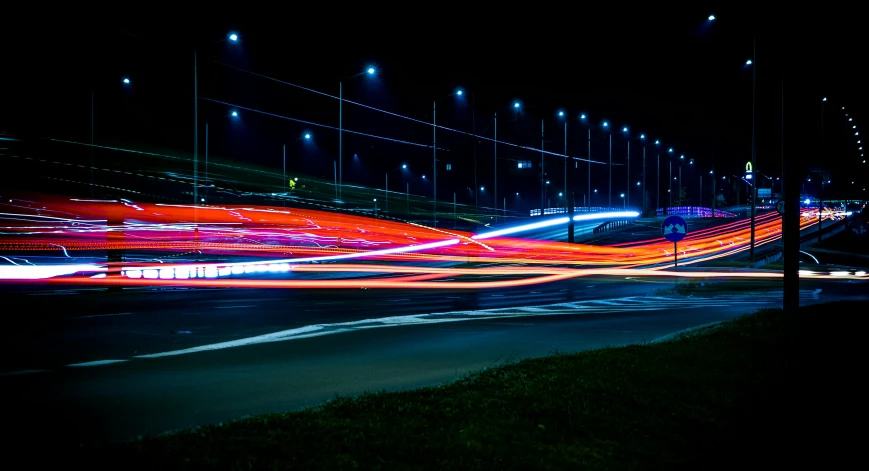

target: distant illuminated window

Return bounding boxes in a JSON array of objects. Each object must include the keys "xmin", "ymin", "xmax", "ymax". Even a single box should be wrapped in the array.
[
  {"xmin": 446, "ymin": 163, "xmax": 452, "ymax": 171},
  {"xmin": 517, "ymin": 160, "xmax": 532, "ymax": 169}
]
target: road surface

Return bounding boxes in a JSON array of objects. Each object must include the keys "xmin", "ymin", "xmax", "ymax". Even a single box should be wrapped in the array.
[{"xmin": 3, "ymin": 277, "xmax": 867, "ymax": 447}]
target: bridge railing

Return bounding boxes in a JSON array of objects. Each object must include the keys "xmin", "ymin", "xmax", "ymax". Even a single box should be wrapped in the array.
[
  {"xmin": 656, "ymin": 206, "xmax": 737, "ymax": 218},
  {"xmin": 530, "ymin": 206, "xmax": 628, "ymax": 217}
]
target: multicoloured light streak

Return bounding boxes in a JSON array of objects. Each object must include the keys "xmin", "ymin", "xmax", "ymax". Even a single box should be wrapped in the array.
[{"xmin": 0, "ymin": 194, "xmax": 855, "ymax": 287}]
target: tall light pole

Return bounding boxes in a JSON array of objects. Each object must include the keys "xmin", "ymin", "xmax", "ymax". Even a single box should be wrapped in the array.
[
  {"xmin": 558, "ymin": 110, "xmax": 567, "ymax": 210},
  {"xmin": 640, "ymin": 134, "xmax": 647, "ymax": 211},
  {"xmin": 655, "ymin": 140, "xmax": 661, "ymax": 212},
  {"xmin": 819, "ymin": 98, "xmax": 826, "ymax": 245},
  {"xmin": 622, "ymin": 126, "xmax": 630, "ymax": 207},
  {"xmin": 667, "ymin": 148, "xmax": 674, "ymax": 207},
  {"xmin": 194, "ymin": 32, "xmax": 239, "ymax": 206},
  {"xmin": 540, "ymin": 119, "xmax": 545, "ymax": 213},
  {"xmin": 433, "ymin": 99, "xmax": 437, "ymax": 227},
  {"xmin": 580, "ymin": 114, "xmax": 591, "ymax": 207},
  {"xmin": 337, "ymin": 66, "xmax": 376, "ymax": 201},
  {"xmin": 602, "ymin": 121, "xmax": 611, "ymax": 207},
  {"xmin": 749, "ymin": 37, "xmax": 758, "ymax": 261},
  {"xmin": 494, "ymin": 111, "xmax": 498, "ymax": 222}
]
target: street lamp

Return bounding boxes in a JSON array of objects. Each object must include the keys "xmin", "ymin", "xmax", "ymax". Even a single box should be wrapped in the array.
[
  {"xmin": 231, "ymin": 110, "xmax": 238, "ymax": 118},
  {"xmin": 337, "ymin": 65, "xmax": 378, "ymax": 200},
  {"xmin": 580, "ymin": 113, "xmax": 591, "ymax": 207},
  {"xmin": 558, "ymin": 109, "xmax": 568, "ymax": 214},
  {"xmin": 194, "ymin": 31, "xmax": 240, "ymax": 207},
  {"xmin": 602, "ymin": 121, "xmax": 612, "ymax": 207},
  {"xmin": 367, "ymin": 67, "xmax": 375, "ymax": 75},
  {"xmin": 122, "ymin": 77, "xmax": 131, "ymax": 84},
  {"xmin": 620, "ymin": 193, "xmax": 626, "ymax": 210},
  {"xmin": 708, "ymin": 14, "xmax": 716, "ymax": 21}
]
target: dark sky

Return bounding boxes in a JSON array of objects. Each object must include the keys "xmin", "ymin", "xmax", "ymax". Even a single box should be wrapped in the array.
[{"xmin": 3, "ymin": 6, "xmax": 866, "ymax": 205}]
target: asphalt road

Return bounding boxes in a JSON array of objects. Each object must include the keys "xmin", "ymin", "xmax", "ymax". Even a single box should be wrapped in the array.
[{"xmin": 3, "ymin": 277, "xmax": 867, "ymax": 448}]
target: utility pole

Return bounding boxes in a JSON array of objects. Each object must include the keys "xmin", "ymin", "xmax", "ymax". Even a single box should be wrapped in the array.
[
  {"xmin": 433, "ymin": 100, "xmax": 437, "ymax": 227},
  {"xmin": 749, "ymin": 34, "xmax": 758, "ymax": 261},
  {"xmin": 541, "ymin": 119, "xmax": 545, "ymax": 214}
]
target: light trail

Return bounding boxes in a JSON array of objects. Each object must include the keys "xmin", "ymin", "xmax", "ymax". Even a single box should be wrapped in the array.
[{"xmin": 0, "ymin": 194, "xmax": 855, "ymax": 286}]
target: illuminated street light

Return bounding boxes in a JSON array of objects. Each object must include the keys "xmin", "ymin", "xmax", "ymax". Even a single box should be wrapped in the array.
[
  {"xmin": 680, "ymin": 154, "xmax": 685, "ymax": 159},
  {"xmin": 304, "ymin": 133, "xmax": 311, "ymax": 140},
  {"xmin": 602, "ymin": 121, "xmax": 609, "ymax": 128},
  {"xmin": 580, "ymin": 113, "xmax": 586, "ymax": 120},
  {"xmin": 640, "ymin": 134, "xmax": 645, "ymax": 140},
  {"xmin": 230, "ymin": 110, "xmax": 238, "ymax": 117},
  {"xmin": 122, "ymin": 77, "xmax": 130, "ymax": 84},
  {"xmin": 668, "ymin": 148, "xmax": 674, "ymax": 153},
  {"xmin": 480, "ymin": 186, "xmax": 485, "ymax": 191},
  {"xmin": 622, "ymin": 126, "xmax": 628, "ymax": 133},
  {"xmin": 456, "ymin": 89, "xmax": 463, "ymax": 96},
  {"xmin": 367, "ymin": 67, "xmax": 376, "ymax": 75},
  {"xmin": 708, "ymin": 14, "xmax": 716, "ymax": 21},
  {"xmin": 822, "ymin": 97, "xmax": 827, "ymax": 102},
  {"xmin": 746, "ymin": 59, "xmax": 753, "ymax": 66},
  {"xmin": 558, "ymin": 110, "xmax": 565, "ymax": 117},
  {"xmin": 402, "ymin": 164, "xmax": 407, "ymax": 169},
  {"xmin": 513, "ymin": 101, "xmax": 521, "ymax": 109}
]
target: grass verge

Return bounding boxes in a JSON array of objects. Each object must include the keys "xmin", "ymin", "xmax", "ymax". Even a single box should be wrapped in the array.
[{"xmin": 78, "ymin": 301, "xmax": 862, "ymax": 470}]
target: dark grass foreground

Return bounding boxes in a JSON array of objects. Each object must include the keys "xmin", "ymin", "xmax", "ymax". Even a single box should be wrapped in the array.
[{"xmin": 83, "ymin": 301, "xmax": 862, "ymax": 470}]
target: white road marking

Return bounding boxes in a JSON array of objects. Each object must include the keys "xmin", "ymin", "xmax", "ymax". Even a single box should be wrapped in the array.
[
  {"xmin": 22, "ymin": 291, "xmax": 821, "ymax": 372},
  {"xmin": 77, "ymin": 312, "xmax": 133, "ymax": 319},
  {"xmin": 67, "ymin": 359, "xmax": 128, "ymax": 367}
]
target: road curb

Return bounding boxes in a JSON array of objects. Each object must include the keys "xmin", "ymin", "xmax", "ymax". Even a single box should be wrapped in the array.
[{"xmin": 650, "ymin": 321, "xmax": 725, "ymax": 344}]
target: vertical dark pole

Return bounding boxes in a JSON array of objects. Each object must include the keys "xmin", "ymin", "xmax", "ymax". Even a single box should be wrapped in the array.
[
  {"xmin": 205, "ymin": 123, "xmax": 209, "ymax": 204},
  {"xmin": 587, "ymin": 128, "xmax": 591, "ymax": 207},
  {"xmin": 472, "ymin": 92, "xmax": 478, "ymax": 215},
  {"xmin": 541, "ymin": 119, "xmax": 545, "ymax": 214},
  {"xmin": 90, "ymin": 89, "xmax": 94, "ymax": 197},
  {"xmin": 433, "ymin": 100, "xmax": 437, "ymax": 227},
  {"xmin": 626, "ymin": 140, "xmax": 630, "ymax": 207},
  {"xmin": 608, "ymin": 133, "xmax": 612, "ymax": 208},
  {"xmin": 657, "ymin": 153, "xmax": 660, "ymax": 213},
  {"xmin": 782, "ymin": 74, "xmax": 799, "ymax": 312},
  {"xmin": 339, "ymin": 82, "xmax": 343, "ymax": 200},
  {"xmin": 674, "ymin": 241, "xmax": 678, "ymax": 267},
  {"xmin": 193, "ymin": 51, "xmax": 198, "ymax": 207},
  {"xmin": 568, "ymin": 192, "xmax": 575, "ymax": 243},
  {"xmin": 749, "ymin": 34, "xmax": 757, "ymax": 261},
  {"xmin": 494, "ymin": 113, "xmax": 498, "ymax": 223}
]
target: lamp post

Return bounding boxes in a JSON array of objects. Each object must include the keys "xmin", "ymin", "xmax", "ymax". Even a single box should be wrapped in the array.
[
  {"xmin": 602, "ymin": 120, "xmax": 611, "ymax": 207},
  {"xmin": 337, "ymin": 66, "xmax": 376, "ymax": 201},
  {"xmin": 580, "ymin": 113, "xmax": 591, "ymax": 207},
  {"xmin": 558, "ymin": 110, "xmax": 568, "ymax": 211},
  {"xmin": 667, "ymin": 148, "xmax": 675, "ymax": 207},
  {"xmin": 194, "ymin": 32, "xmax": 240, "ymax": 207},
  {"xmin": 655, "ymin": 140, "xmax": 661, "ymax": 212},
  {"xmin": 748, "ymin": 38, "xmax": 758, "ymax": 261}
]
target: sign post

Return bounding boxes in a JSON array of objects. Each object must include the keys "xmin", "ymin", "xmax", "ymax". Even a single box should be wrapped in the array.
[{"xmin": 662, "ymin": 215, "xmax": 688, "ymax": 267}]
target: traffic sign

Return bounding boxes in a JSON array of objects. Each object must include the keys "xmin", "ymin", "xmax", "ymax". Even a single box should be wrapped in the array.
[
  {"xmin": 776, "ymin": 199, "xmax": 785, "ymax": 215},
  {"xmin": 661, "ymin": 215, "xmax": 688, "ymax": 242}
]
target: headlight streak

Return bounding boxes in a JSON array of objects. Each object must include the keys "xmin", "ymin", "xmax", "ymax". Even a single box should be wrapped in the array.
[{"xmin": 1, "ymin": 195, "xmax": 862, "ymax": 286}]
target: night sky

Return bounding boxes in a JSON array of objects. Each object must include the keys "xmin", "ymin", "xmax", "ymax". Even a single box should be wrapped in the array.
[{"xmin": 4, "ymin": 7, "xmax": 866, "ymax": 205}]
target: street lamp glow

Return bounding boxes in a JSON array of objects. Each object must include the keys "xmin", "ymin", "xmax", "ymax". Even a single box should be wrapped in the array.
[
  {"xmin": 602, "ymin": 121, "xmax": 609, "ymax": 128},
  {"xmin": 456, "ymin": 88, "xmax": 463, "ymax": 96},
  {"xmin": 367, "ymin": 67, "xmax": 376, "ymax": 75},
  {"xmin": 229, "ymin": 33, "xmax": 238, "ymax": 41},
  {"xmin": 680, "ymin": 154, "xmax": 685, "ymax": 159},
  {"xmin": 594, "ymin": 189, "xmax": 598, "ymax": 193},
  {"xmin": 558, "ymin": 110, "xmax": 565, "ymax": 117},
  {"xmin": 480, "ymin": 186, "xmax": 484, "ymax": 191},
  {"xmin": 620, "ymin": 193, "xmax": 625, "ymax": 198},
  {"xmin": 708, "ymin": 14, "xmax": 716, "ymax": 21},
  {"xmin": 122, "ymin": 77, "xmax": 130, "ymax": 84},
  {"xmin": 745, "ymin": 59, "xmax": 753, "ymax": 66},
  {"xmin": 513, "ymin": 101, "xmax": 520, "ymax": 109},
  {"xmin": 849, "ymin": 118, "xmax": 853, "ymax": 121},
  {"xmin": 668, "ymin": 148, "xmax": 674, "ymax": 153},
  {"xmin": 304, "ymin": 133, "xmax": 311, "ymax": 139},
  {"xmin": 622, "ymin": 126, "xmax": 628, "ymax": 133},
  {"xmin": 639, "ymin": 134, "xmax": 645, "ymax": 139},
  {"xmin": 655, "ymin": 140, "xmax": 660, "ymax": 145},
  {"xmin": 559, "ymin": 192, "xmax": 563, "ymax": 196},
  {"xmin": 402, "ymin": 164, "xmax": 407, "ymax": 169},
  {"xmin": 822, "ymin": 97, "xmax": 827, "ymax": 102},
  {"xmin": 421, "ymin": 175, "xmax": 425, "ymax": 179},
  {"xmin": 231, "ymin": 110, "xmax": 238, "ymax": 117},
  {"xmin": 636, "ymin": 181, "xmax": 641, "ymax": 186},
  {"xmin": 516, "ymin": 192, "xmax": 520, "ymax": 196},
  {"xmin": 580, "ymin": 113, "xmax": 587, "ymax": 120}
]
